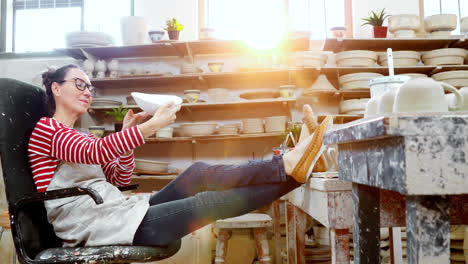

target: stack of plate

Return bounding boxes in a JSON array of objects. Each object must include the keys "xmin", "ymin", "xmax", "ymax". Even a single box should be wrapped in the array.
[
  {"xmin": 91, "ymin": 98, "xmax": 122, "ymax": 107},
  {"xmin": 218, "ymin": 124, "xmax": 239, "ymax": 135},
  {"xmin": 134, "ymin": 159, "xmax": 169, "ymax": 173},
  {"xmin": 65, "ymin": 31, "xmax": 113, "ymax": 48},
  {"xmin": 339, "ymin": 72, "xmax": 383, "ymax": 90},
  {"xmin": 242, "ymin": 118, "xmax": 264, "ymax": 134},
  {"xmin": 432, "ymin": 70, "xmax": 468, "ymax": 88},
  {"xmin": 339, "ymin": 99, "xmax": 369, "ymax": 114}
]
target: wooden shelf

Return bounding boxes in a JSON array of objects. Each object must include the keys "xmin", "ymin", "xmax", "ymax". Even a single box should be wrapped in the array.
[
  {"xmin": 56, "ymin": 38, "xmax": 310, "ymax": 60},
  {"xmin": 90, "ymin": 69, "xmax": 299, "ymax": 89},
  {"xmin": 89, "ymin": 98, "xmax": 296, "ymax": 112},
  {"xmin": 323, "ymin": 38, "xmax": 468, "ymax": 52},
  {"xmin": 309, "ymin": 65, "xmax": 468, "ymax": 77},
  {"xmin": 317, "ymin": 114, "xmax": 363, "ymax": 124},
  {"xmin": 145, "ymin": 132, "xmax": 284, "ymax": 142}
]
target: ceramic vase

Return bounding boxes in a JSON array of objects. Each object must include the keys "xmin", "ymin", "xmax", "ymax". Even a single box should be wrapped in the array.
[{"xmin": 107, "ymin": 59, "xmax": 119, "ymax": 78}]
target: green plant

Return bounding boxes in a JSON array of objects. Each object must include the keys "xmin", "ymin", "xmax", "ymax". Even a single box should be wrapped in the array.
[
  {"xmin": 165, "ymin": 18, "xmax": 184, "ymax": 32},
  {"xmin": 361, "ymin": 8, "xmax": 389, "ymax": 27},
  {"xmin": 280, "ymin": 122, "xmax": 302, "ymax": 148},
  {"xmin": 104, "ymin": 106, "xmax": 128, "ymax": 122}
]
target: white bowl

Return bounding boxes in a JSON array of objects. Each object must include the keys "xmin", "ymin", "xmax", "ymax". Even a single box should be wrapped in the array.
[
  {"xmin": 290, "ymin": 51, "xmax": 328, "ymax": 67},
  {"xmin": 339, "ymin": 72, "xmax": 383, "ymax": 90},
  {"xmin": 432, "ymin": 70, "xmax": 468, "ymax": 88},
  {"xmin": 462, "ymin": 16, "xmax": 468, "ymax": 34},
  {"xmin": 388, "ymin": 15, "xmax": 421, "ymax": 36},
  {"xmin": 336, "ymin": 50, "xmax": 377, "ymax": 67},
  {"xmin": 131, "ymin": 92, "xmax": 182, "ymax": 115},
  {"xmin": 422, "ymin": 48, "xmax": 467, "ymax": 66},
  {"xmin": 242, "ymin": 118, "xmax": 264, "ymax": 134},
  {"xmin": 180, "ymin": 122, "xmax": 218, "ymax": 137},
  {"xmin": 378, "ymin": 51, "xmax": 420, "ymax": 67},
  {"xmin": 134, "ymin": 159, "xmax": 169, "ymax": 173},
  {"xmin": 265, "ymin": 116, "xmax": 287, "ymax": 133},
  {"xmin": 155, "ymin": 127, "xmax": 173, "ymax": 138},
  {"xmin": 424, "ymin": 14, "xmax": 458, "ymax": 32},
  {"xmin": 340, "ymin": 99, "xmax": 369, "ymax": 113}
]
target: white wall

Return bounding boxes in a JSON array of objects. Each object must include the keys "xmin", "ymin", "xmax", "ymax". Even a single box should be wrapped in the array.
[
  {"xmin": 353, "ymin": 0, "xmax": 420, "ymax": 38},
  {"xmin": 135, "ymin": 0, "xmax": 198, "ymax": 41}
]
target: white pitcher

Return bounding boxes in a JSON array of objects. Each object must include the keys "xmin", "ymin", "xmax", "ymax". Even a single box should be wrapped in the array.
[{"xmin": 393, "ymin": 78, "xmax": 464, "ymax": 113}]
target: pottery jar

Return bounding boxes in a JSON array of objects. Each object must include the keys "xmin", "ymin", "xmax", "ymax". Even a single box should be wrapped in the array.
[{"xmin": 393, "ymin": 78, "xmax": 464, "ymax": 113}]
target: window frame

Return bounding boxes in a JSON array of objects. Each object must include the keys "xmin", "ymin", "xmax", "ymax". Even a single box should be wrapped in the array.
[{"xmin": 198, "ymin": 0, "xmax": 354, "ymax": 40}]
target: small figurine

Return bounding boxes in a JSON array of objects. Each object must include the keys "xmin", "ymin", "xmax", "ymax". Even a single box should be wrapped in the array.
[
  {"xmin": 95, "ymin": 60, "xmax": 107, "ymax": 79},
  {"xmin": 107, "ymin": 59, "xmax": 119, "ymax": 78},
  {"xmin": 82, "ymin": 60, "xmax": 94, "ymax": 78}
]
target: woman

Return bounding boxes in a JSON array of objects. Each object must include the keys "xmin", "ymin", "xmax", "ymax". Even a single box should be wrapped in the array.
[{"xmin": 28, "ymin": 64, "xmax": 331, "ymax": 247}]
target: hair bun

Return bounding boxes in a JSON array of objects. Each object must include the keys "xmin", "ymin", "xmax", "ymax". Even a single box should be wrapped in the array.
[{"xmin": 42, "ymin": 66, "xmax": 57, "ymax": 88}]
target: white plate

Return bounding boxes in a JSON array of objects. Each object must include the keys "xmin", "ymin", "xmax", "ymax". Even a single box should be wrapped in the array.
[{"xmin": 131, "ymin": 92, "xmax": 182, "ymax": 115}]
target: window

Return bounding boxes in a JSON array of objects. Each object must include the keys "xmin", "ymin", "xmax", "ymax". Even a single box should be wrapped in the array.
[
  {"xmin": 423, "ymin": 0, "xmax": 468, "ymax": 34},
  {"xmin": 205, "ymin": 0, "xmax": 347, "ymax": 44},
  {"xmin": 11, "ymin": 0, "xmax": 131, "ymax": 52}
]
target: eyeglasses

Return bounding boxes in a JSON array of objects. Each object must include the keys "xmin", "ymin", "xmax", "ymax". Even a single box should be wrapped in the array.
[{"xmin": 59, "ymin": 78, "xmax": 96, "ymax": 96}]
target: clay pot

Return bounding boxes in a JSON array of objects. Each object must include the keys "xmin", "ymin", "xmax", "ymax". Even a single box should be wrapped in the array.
[
  {"xmin": 424, "ymin": 14, "xmax": 458, "ymax": 32},
  {"xmin": 422, "ymin": 48, "xmax": 467, "ymax": 66},
  {"xmin": 168, "ymin": 31, "xmax": 180, "ymax": 40},
  {"xmin": 432, "ymin": 70, "xmax": 468, "ymax": 88},
  {"xmin": 372, "ymin": 26, "xmax": 388, "ymax": 38},
  {"xmin": 378, "ymin": 51, "xmax": 420, "ymax": 67},
  {"xmin": 339, "ymin": 72, "xmax": 383, "ymax": 90}
]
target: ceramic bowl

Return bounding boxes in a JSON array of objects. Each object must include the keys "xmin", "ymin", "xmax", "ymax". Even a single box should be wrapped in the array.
[
  {"xmin": 397, "ymin": 73, "xmax": 428, "ymax": 79},
  {"xmin": 131, "ymin": 92, "xmax": 183, "ymax": 115},
  {"xmin": 91, "ymin": 98, "xmax": 122, "ymax": 107},
  {"xmin": 428, "ymin": 30, "xmax": 452, "ymax": 38},
  {"xmin": 242, "ymin": 118, "xmax": 264, "ymax": 134},
  {"xmin": 134, "ymin": 159, "xmax": 169, "ymax": 173},
  {"xmin": 290, "ymin": 51, "xmax": 328, "ymax": 67},
  {"xmin": 265, "ymin": 116, "xmax": 288, "ymax": 133},
  {"xmin": 184, "ymin": 90, "xmax": 201, "ymax": 103},
  {"xmin": 218, "ymin": 124, "xmax": 240, "ymax": 135},
  {"xmin": 180, "ymin": 122, "xmax": 218, "ymax": 137},
  {"xmin": 388, "ymin": 15, "xmax": 421, "ymax": 38},
  {"xmin": 432, "ymin": 70, "xmax": 468, "ymax": 88},
  {"xmin": 422, "ymin": 48, "xmax": 467, "ymax": 66},
  {"xmin": 148, "ymin": 30, "xmax": 165, "ymax": 42},
  {"xmin": 336, "ymin": 50, "xmax": 377, "ymax": 67},
  {"xmin": 279, "ymin": 85, "xmax": 295, "ymax": 98},
  {"xmin": 208, "ymin": 62, "xmax": 224, "ymax": 72},
  {"xmin": 339, "ymin": 99, "xmax": 369, "ymax": 113},
  {"xmin": 88, "ymin": 126, "xmax": 105, "ymax": 138},
  {"xmin": 330, "ymin": 27, "xmax": 346, "ymax": 38},
  {"xmin": 339, "ymin": 72, "xmax": 383, "ymax": 90},
  {"xmin": 207, "ymin": 88, "xmax": 229, "ymax": 102},
  {"xmin": 155, "ymin": 127, "xmax": 173, "ymax": 138},
  {"xmin": 462, "ymin": 16, "xmax": 468, "ymax": 34},
  {"xmin": 378, "ymin": 51, "xmax": 420, "ymax": 67},
  {"xmin": 424, "ymin": 14, "xmax": 458, "ymax": 32}
]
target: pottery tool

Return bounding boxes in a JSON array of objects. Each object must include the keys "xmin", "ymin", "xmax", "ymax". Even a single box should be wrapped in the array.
[{"xmin": 387, "ymin": 48, "xmax": 394, "ymax": 77}]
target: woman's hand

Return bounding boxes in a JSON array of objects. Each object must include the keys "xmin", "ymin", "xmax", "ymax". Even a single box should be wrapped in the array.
[
  {"xmin": 138, "ymin": 101, "xmax": 181, "ymax": 138},
  {"xmin": 122, "ymin": 110, "xmax": 150, "ymax": 131}
]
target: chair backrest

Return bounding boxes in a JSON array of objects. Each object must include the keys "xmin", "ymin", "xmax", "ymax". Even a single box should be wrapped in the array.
[{"xmin": 0, "ymin": 78, "xmax": 62, "ymax": 260}]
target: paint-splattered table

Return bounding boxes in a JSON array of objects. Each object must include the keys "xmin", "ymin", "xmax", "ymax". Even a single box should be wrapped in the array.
[{"xmin": 324, "ymin": 115, "xmax": 468, "ymax": 264}]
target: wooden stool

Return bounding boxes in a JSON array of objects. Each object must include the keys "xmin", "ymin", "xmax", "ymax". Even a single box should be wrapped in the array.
[{"xmin": 214, "ymin": 213, "xmax": 273, "ymax": 264}]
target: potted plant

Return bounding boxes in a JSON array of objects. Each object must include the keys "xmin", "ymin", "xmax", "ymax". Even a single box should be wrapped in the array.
[
  {"xmin": 104, "ymin": 106, "xmax": 128, "ymax": 132},
  {"xmin": 165, "ymin": 18, "xmax": 184, "ymax": 40},
  {"xmin": 361, "ymin": 8, "xmax": 389, "ymax": 38}
]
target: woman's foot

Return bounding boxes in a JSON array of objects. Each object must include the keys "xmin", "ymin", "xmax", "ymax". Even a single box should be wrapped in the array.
[
  {"xmin": 283, "ymin": 116, "xmax": 332, "ymax": 183},
  {"xmin": 297, "ymin": 104, "xmax": 315, "ymax": 144}
]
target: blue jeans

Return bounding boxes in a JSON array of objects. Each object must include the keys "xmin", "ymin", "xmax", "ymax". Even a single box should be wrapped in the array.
[{"xmin": 132, "ymin": 155, "xmax": 300, "ymax": 246}]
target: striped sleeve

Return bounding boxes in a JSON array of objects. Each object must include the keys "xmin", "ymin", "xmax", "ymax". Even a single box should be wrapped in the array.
[
  {"xmin": 102, "ymin": 151, "xmax": 135, "ymax": 186},
  {"xmin": 50, "ymin": 122, "xmax": 145, "ymax": 166}
]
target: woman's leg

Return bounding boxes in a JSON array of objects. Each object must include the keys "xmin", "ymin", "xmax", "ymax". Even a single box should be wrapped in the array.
[
  {"xmin": 133, "ymin": 177, "xmax": 300, "ymax": 246},
  {"xmin": 149, "ymin": 155, "xmax": 287, "ymax": 205}
]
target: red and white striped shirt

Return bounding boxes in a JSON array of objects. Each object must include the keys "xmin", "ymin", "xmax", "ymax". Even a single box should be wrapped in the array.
[{"xmin": 28, "ymin": 117, "xmax": 145, "ymax": 192}]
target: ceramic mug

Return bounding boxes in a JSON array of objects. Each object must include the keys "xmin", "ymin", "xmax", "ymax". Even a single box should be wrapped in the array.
[
  {"xmin": 393, "ymin": 78, "xmax": 464, "ymax": 113},
  {"xmin": 446, "ymin": 87, "xmax": 468, "ymax": 111},
  {"xmin": 184, "ymin": 90, "xmax": 200, "ymax": 103}
]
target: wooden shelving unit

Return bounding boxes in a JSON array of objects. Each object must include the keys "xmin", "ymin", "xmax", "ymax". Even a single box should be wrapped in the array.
[{"xmin": 56, "ymin": 38, "xmax": 310, "ymax": 60}]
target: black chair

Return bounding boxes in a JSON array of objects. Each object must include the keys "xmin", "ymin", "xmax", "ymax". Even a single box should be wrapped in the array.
[{"xmin": 0, "ymin": 78, "xmax": 181, "ymax": 263}]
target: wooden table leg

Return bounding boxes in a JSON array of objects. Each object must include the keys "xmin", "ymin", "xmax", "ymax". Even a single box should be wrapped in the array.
[
  {"xmin": 286, "ymin": 202, "xmax": 307, "ymax": 264},
  {"xmin": 330, "ymin": 228, "xmax": 350, "ymax": 264},
  {"xmin": 254, "ymin": 227, "xmax": 272, "ymax": 264},
  {"xmin": 406, "ymin": 195, "xmax": 450, "ymax": 264},
  {"xmin": 272, "ymin": 200, "xmax": 282, "ymax": 264},
  {"xmin": 215, "ymin": 229, "xmax": 231, "ymax": 264},
  {"xmin": 353, "ymin": 183, "xmax": 381, "ymax": 264},
  {"xmin": 389, "ymin": 227, "xmax": 403, "ymax": 264}
]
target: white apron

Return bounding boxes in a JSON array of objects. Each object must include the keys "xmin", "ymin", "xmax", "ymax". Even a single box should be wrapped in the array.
[{"xmin": 44, "ymin": 162, "xmax": 151, "ymax": 247}]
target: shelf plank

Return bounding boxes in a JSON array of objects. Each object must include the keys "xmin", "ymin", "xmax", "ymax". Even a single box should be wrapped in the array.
[
  {"xmin": 56, "ymin": 38, "xmax": 311, "ymax": 60},
  {"xmin": 145, "ymin": 132, "xmax": 284, "ymax": 142},
  {"xmin": 89, "ymin": 98, "xmax": 296, "ymax": 112},
  {"xmin": 302, "ymin": 89, "xmax": 370, "ymax": 99},
  {"xmin": 323, "ymin": 38, "xmax": 464, "ymax": 52},
  {"xmin": 317, "ymin": 114, "xmax": 364, "ymax": 124},
  {"xmin": 320, "ymin": 66, "xmax": 436, "ymax": 75}
]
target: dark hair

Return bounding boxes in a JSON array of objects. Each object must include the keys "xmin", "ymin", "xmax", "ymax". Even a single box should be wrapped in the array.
[{"xmin": 42, "ymin": 64, "xmax": 80, "ymax": 117}]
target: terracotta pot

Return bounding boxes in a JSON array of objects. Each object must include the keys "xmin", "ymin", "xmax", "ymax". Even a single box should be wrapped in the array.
[
  {"xmin": 114, "ymin": 123, "xmax": 123, "ymax": 132},
  {"xmin": 168, "ymin": 31, "xmax": 180, "ymax": 40},
  {"xmin": 373, "ymin": 26, "xmax": 388, "ymax": 38}
]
